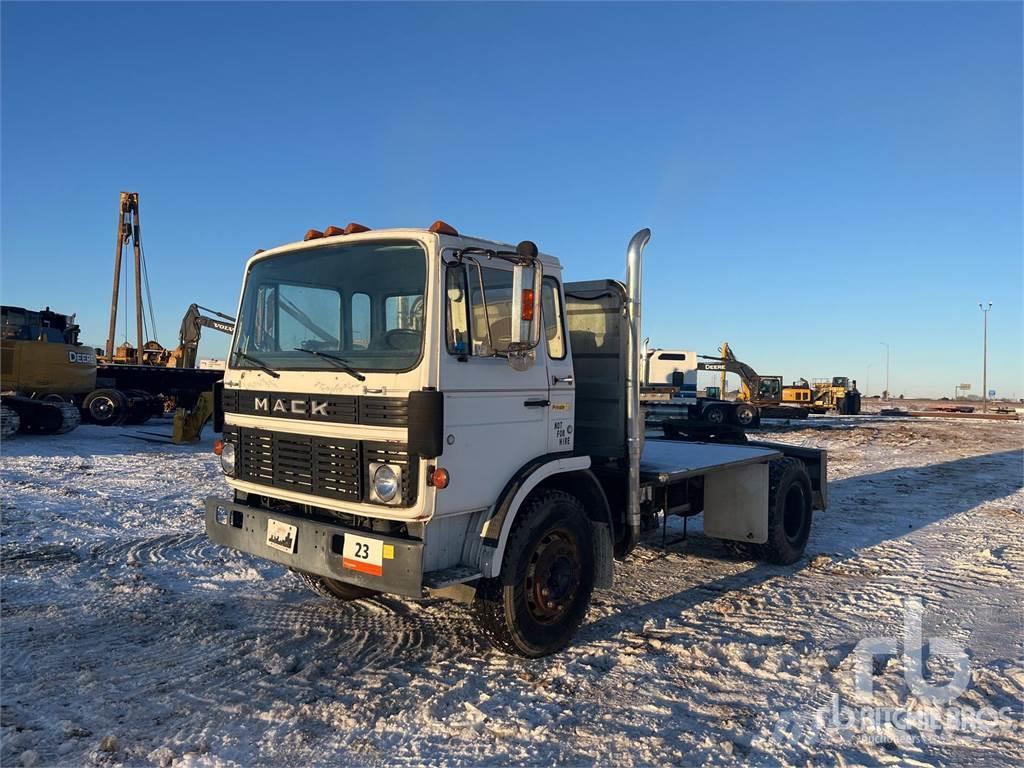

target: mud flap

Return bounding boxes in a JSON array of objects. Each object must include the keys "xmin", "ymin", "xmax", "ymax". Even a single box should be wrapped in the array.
[
  {"xmin": 592, "ymin": 521, "xmax": 614, "ymax": 588},
  {"xmin": 702, "ymin": 463, "xmax": 769, "ymax": 544}
]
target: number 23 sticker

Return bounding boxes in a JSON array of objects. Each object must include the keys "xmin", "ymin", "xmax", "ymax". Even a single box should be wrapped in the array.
[{"xmin": 342, "ymin": 534, "xmax": 384, "ymax": 576}]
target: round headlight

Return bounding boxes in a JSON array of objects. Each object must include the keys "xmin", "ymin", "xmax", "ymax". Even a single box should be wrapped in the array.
[
  {"xmin": 220, "ymin": 441, "xmax": 236, "ymax": 476},
  {"xmin": 373, "ymin": 464, "xmax": 399, "ymax": 502}
]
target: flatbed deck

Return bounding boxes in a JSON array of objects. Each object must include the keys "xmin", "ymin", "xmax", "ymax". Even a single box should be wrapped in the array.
[{"xmin": 639, "ymin": 438, "xmax": 782, "ymax": 487}]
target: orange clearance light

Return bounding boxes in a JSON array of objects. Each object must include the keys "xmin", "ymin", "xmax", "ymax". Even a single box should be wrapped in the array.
[
  {"xmin": 521, "ymin": 289, "xmax": 535, "ymax": 321},
  {"xmin": 323, "ymin": 225, "xmax": 345, "ymax": 237},
  {"xmin": 252, "ymin": 248, "xmax": 265, "ymax": 256},
  {"xmin": 304, "ymin": 229, "xmax": 324, "ymax": 241},
  {"xmin": 430, "ymin": 467, "xmax": 450, "ymax": 489},
  {"xmin": 343, "ymin": 222, "xmax": 371, "ymax": 234},
  {"xmin": 213, "ymin": 439, "xmax": 224, "ymax": 456},
  {"xmin": 429, "ymin": 220, "xmax": 459, "ymax": 237}
]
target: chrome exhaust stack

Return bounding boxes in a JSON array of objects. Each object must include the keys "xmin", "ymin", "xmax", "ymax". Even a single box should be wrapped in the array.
[{"xmin": 624, "ymin": 228, "xmax": 651, "ymax": 553}]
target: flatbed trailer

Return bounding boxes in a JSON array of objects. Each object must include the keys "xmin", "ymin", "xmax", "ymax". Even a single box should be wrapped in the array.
[
  {"xmin": 204, "ymin": 224, "xmax": 827, "ymax": 657},
  {"xmin": 96, "ymin": 363, "xmax": 223, "ymax": 409}
]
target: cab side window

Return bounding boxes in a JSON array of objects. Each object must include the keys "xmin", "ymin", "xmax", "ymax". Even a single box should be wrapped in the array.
[
  {"xmin": 542, "ymin": 277, "xmax": 566, "ymax": 360},
  {"xmin": 444, "ymin": 264, "xmax": 518, "ymax": 356}
]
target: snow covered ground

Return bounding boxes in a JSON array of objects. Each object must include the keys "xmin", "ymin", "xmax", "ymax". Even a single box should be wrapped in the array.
[{"xmin": 2, "ymin": 417, "xmax": 1022, "ymax": 766}]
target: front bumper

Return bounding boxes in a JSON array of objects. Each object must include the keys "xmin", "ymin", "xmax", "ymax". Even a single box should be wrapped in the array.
[{"xmin": 204, "ymin": 497, "xmax": 424, "ymax": 597}]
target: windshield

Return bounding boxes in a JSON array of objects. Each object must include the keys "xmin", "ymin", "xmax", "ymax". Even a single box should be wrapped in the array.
[{"xmin": 231, "ymin": 240, "xmax": 427, "ymax": 372}]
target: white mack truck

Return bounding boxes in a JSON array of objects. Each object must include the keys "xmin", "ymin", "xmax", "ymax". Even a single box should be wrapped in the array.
[{"xmin": 206, "ymin": 223, "xmax": 826, "ymax": 657}]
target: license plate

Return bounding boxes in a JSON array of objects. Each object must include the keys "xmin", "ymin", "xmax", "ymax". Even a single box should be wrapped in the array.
[
  {"xmin": 266, "ymin": 518, "xmax": 297, "ymax": 554},
  {"xmin": 342, "ymin": 534, "xmax": 383, "ymax": 576}
]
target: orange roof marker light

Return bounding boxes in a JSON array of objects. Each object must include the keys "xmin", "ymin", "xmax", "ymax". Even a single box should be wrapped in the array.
[
  {"xmin": 323, "ymin": 225, "xmax": 346, "ymax": 237},
  {"xmin": 304, "ymin": 229, "xmax": 324, "ymax": 241},
  {"xmin": 343, "ymin": 222, "xmax": 371, "ymax": 235},
  {"xmin": 253, "ymin": 248, "xmax": 265, "ymax": 256},
  {"xmin": 429, "ymin": 220, "xmax": 459, "ymax": 237}
]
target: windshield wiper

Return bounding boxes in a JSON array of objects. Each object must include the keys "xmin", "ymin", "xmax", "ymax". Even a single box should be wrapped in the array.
[
  {"xmin": 292, "ymin": 348, "xmax": 366, "ymax": 381},
  {"xmin": 232, "ymin": 350, "xmax": 280, "ymax": 378}
]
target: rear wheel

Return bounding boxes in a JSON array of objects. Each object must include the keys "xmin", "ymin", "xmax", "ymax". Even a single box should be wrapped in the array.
[
  {"xmin": 473, "ymin": 490, "xmax": 594, "ymax": 657},
  {"xmin": 124, "ymin": 390, "xmax": 157, "ymax": 425},
  {"xmin": 702, "ymin": 404, "xmax": 727, "ymax": 426},
  {"xmin": 83, "ymin": 389, "xmax": 129, "ymax": 426},
  {"xmin": 295, "ymin": 571, "xmax": 376, "ymax": 602},
  {"xmin": 732, "ymin": 403, "xmax": 757, "ymax": 427},
  {"xmin": 757, "ymin": 457, "xmax": 813, "ymax": 564}
]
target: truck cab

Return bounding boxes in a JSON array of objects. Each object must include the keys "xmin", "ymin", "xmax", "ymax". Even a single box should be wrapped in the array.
[{"xmin": 206, "ymin": 224, "xmax": 827, "ymax": 656}]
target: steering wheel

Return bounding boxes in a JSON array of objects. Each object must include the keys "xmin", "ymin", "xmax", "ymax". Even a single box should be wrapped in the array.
[{"xmin": 382, "ymin": 328, "xmax": 421, "ymax": 350}]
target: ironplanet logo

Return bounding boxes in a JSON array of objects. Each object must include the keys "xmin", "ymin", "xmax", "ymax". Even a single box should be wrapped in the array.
[{"xmin": 254, "ymin": 396, "xmax": 329, "ymax": 416}]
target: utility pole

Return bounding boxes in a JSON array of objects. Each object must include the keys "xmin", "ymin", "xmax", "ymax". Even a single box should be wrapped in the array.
[
  {"xmin": 879, "ymin": 342, "xmax": 890, "ymax": 400},
  {"xmin": 979, "ymin": 302, "xmax": 992, "ymax": 413},
  {"xmin": 866, "ymin": 363, "xmax": 872, "ymax": 399}
]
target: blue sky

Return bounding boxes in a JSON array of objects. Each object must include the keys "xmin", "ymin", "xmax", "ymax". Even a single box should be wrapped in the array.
[{"xmin": 2, "ymin": 1, "xmax": 1021, "ymax": 398}]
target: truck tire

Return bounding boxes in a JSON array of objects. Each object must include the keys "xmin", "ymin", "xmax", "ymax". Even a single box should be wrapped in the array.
[
  {"xmin": 702, "ymin": 404, "xmax": 727, "ymax": 426},
  {"xmin": 83, "ymin": 389, "xmax": 129, "ymax": 427},
  {"xmin": 472, "ymin": 489, "xmax": 595, "ymax": 657},
  {"xmin": 1, "ymin": 406, "xmax": 20, "ymax": 439},
  {"xmin": 757, "ymin": 457, "xmax": 813, "ymax": 565},
  {"xmin": 295, "ymin": 571, "xmax": 376, "ymax": 602},
  {"xmin": 124, "ymin": 390, "xmax": 156, "ymax": 425},
  {"xmin": 732, "ymin": 403, "xmax": 757, "ymax": 427}
]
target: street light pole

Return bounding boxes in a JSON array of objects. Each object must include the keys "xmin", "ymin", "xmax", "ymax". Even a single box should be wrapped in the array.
[
  {"xmin": 880, "ymin": 342, "xmax": 890, "ymax": 400},
  {"xmin": 979, "ymin": 302, "xmax": 992, "ymax": 413}
]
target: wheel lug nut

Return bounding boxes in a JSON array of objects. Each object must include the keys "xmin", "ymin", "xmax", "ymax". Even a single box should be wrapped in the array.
[
  {"xmin": 546, "ymin": 601, "xmax": 555, "ymax": 609},
  {"xmin": 541, "ymin": 588, "xmax": 550, "ymax": 597}
]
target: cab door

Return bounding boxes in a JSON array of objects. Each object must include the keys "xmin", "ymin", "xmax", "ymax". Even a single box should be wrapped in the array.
[
  {"xmin": 435, "ymin": 260, "xmax": 551, "ymax": 516},
  {"xmin": 543, "ymin": 276, "xmax": 575, "ymax": 454}
]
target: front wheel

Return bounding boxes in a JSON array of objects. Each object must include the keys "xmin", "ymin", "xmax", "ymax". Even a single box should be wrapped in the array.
[
  {"xmin": 295, "ymin": 571, "xmax": 376, "ymax": 602},
  {"xmin": 472, "ymin": 490, "xmax": 594, "ymax": 657}
]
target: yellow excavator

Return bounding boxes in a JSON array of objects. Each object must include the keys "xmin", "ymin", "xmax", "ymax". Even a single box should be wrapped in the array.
[
  {"xmin": 697, "ymin": 343, "xmax": 812, "ymax": 420},
  {"xmin": 697, "ymin": 343, "xmax": 860, "ymax": 419}
]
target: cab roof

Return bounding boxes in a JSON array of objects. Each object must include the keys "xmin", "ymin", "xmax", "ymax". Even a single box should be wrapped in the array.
[{"xmin": 246, "ymin": 225, "xmax": 562, "ymax": 272}]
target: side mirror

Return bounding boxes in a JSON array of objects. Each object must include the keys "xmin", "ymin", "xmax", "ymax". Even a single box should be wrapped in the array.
[{"xmin": 508, "ymin": 246, "xmax": 543, "ymax": 371}]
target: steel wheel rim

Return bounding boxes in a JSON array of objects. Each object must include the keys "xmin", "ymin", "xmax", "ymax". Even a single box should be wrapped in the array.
[
  {"xmin": 89, "ymin": 396, "xmax": 115, "ymax": 420},
  {"xmin": 524, "ymin": 528, "xmax": 581, "ymax": 625}
]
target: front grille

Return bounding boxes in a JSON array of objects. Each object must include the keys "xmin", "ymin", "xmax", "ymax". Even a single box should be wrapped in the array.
[
  {"xmin": 359, "ymin": 397, "xmax": 408, "ymax": 426},
  {"xmin": 230, "ymin": 427, "xmax": 361, "ymax": 502},
  {"xmin": 226, "ymin": 427, "xmax": 415, "ymax": 506}
]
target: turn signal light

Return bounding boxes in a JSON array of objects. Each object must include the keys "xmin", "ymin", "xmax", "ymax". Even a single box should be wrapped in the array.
[
  {"xmin": 429, "ymin": 467, "xmax": 450, "ymax": 489},
  {"xmin": 304, "ymin": 229, "xmax": 324, "ymax": 241},
  {"xmin": 213, "ymin": 439, "xmax": 224, "ymax": 456},
  {"xmin": 521, "ymin": 289, "xmax": 535, "ymax": 321},
  {"xmin": 429, "ymin": 220, "xmax": 459, "ymax": 236}
]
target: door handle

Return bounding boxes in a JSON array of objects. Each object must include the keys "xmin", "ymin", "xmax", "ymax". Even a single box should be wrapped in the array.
[
  {"xmin": 524, "ymin": 399, "xmax": 550, "ymax": 408},
  {"xmin": 551, "ymin": 375, "xmax": 574, "ymax": 386}
]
